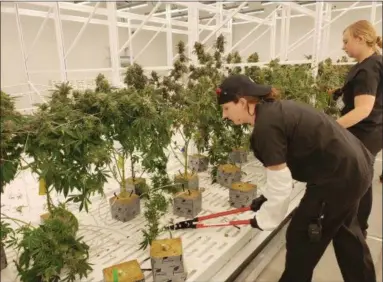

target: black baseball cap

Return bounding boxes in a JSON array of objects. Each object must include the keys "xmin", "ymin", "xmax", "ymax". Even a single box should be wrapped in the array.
[{"xmin": 216, "ymin": 74, "xmax": 272, "ymax": 105}]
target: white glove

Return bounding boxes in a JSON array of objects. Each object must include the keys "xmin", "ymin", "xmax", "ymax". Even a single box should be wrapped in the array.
[{"xmin": 254, "ymin": 166, "xmax": 293, "ymax": 231}]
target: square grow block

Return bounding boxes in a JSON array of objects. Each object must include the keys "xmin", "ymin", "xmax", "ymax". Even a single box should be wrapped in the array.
[
  {"xmin": 229, "ymin": 182, "xmax": 257, "ymax": 208},
  {"xmin": 217, "ymin": 164, "xmax": 242, "ymax": 188},
  {"xmin": 174, "ymin": 173, "xmax": 199, "ymax": 191},
  {"xmin": 150, "ymin": 238, "xmax": 187, "ymax": 282},
  {"xmin": 103, "ymin": 260, "xmax": 145, "ymax": 282},
  {"xmin": 125, "ymin": 177, "xmax": 148, "ymax": 196},
  {"xmin": 1, "ymin": 245, "xmax": 7, "ymax": 270},
  {"xmin": 188, "ymin": 154, "xmax": 209, "ymax": 172},
  {"xmin": 109, "ymin": 193, "xmax": 140, "ymax": 222},
  {"xmin": 229, "ymin": 148, "xmax": 248, "ymax": 164},
  {"xmin": 173, "ymin": 190, "xmax": 202, "ymax": 218}
]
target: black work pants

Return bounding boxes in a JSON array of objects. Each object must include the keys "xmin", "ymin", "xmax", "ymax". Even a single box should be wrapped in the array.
[
  {"xmin": 279, "ymin": 181, "xmax": 376, "ymax": 282},
  {"xmin": 348, "ymin": 125, "xmax": 382, "ymax": 235}
]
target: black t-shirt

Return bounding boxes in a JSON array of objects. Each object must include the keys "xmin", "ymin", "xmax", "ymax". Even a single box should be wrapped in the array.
[
  {"xmin": 340, "ymin": 53, "xmax": 383, "ymax": 131},
  {"xmin": 250, "ymin": 100, "xmax": 373, "ymax": 185}
]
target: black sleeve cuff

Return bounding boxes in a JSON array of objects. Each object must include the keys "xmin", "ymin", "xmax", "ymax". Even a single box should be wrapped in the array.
[
  {"xmin": 250, "ymin": 195, "xmax": 268, "ymax": 212},
  {"xmin": 250, "ymin": 216, "xmax": 263, "ymax": 230}
]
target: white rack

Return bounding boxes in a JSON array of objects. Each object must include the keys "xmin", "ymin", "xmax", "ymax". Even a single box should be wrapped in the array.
[
  {"xmin": 2, "ymin": 1, "xmax": 381, "ymax": 110},
  {"xmin": 0, "ymin": 150, "xmax": 305, "ymax": 281}
]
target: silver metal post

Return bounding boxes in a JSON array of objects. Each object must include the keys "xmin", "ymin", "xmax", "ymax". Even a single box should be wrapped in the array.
[
  {"xmin": 270, "ymin": 8, "xmax": 278, "ymax": 60},
  {"xmin": 311, "ymin": 2, "xmax": 324, "ymax": 78},
  {"xmin": 106, "ymin": 2, "xmax": 121, "ymax": 86},
  {"xmin": 188, "ymin": 6, "xmax": 199, "ymax": 63},
  {"xmin": 321, "ymin": 3, "xmax": 332, "ymax": 61},
  {"xmin": 283, "ymin": 5, "xmax": 291, "ymax": 61},
  {"xmin": 128, "ymin": 19, "xmax": 133, "ymax": 65},
  {"xmin": 166, "ymin": 4, "xmax": 173, "ymax": 67},
  {"xmin": 370, "ymin": 1, "xmax": 377, "ymax": 23},
  {"xmin": 53, "ymin": 2, "xmax": 67, "ymax": 82},
  {"xmin": 14, "ymin": 3, "xmax": 31, "ymax": 83},
  {"xmin": 226, "ymin": 19, "xmax": 233, "ymax": 55},
  {"xmin": 280, "ymin": 6, "xmax": 286, "ymax": 60},
  {"xmin": 14, "ymin": 3, "xmax": 33, "ymax": 106},
  {"xmin": 173, "ymin": 15, "xmax": 217, "ymax": 61}
]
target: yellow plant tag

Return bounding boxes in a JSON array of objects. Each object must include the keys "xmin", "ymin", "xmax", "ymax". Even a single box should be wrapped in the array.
[
  {"xmin": 117, "ymin": 155, "xmax": 124, "ymax": 169},
  {"xmin": 39, "ymin": 178, "xmax": 47, "ymax": 195}
]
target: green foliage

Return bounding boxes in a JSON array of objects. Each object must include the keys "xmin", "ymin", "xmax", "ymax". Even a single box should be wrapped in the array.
[
  {"xmin": 0, "ymin": 91, "xmax": 26, "ymax": 193},
  {"xmin": 139, "ymin": 187, "xmax": 170, "ymax": 251},
  {"xmin": 315, "ymin": 57, "xmax": 352, "ymax": 117},
  {"xmin": 0, "ymin": 221, "xmax": 15, "ymax": 243},
  {"xmin": 14, "ymin": 206, "xmax": 91, "ymax": 282},
  {"xmin": 24, "ymin": 83, "xmax": 112, "ymax": 212}
]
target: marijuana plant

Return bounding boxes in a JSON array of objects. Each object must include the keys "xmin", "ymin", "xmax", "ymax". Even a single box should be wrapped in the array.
[
  {"xmin": 315, "ymin": 57, "xmax": 351, "ymax": 117},
  {"xmin": 14, "ymin": 205, "xmax": 91, "ymax": 282},
  {"xmin": 24, "ymin": 82, "xmax": 112, "ymax": 212},
  {"xmin": 0, "ymin": 91, "xmax": 26, "ymax": 193},
  {"xmin": 138, "ymin": 186, "xmax": 170, "ymax": 250}
]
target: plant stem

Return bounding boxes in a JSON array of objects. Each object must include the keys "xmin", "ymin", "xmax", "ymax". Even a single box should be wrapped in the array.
[
  {"xmin": 184, "ymin": 140, "xmax": 189, "ymax": 176},
  {"xmin": 169, "ymin": 145, "xmax": 184, "ymax": 167},
  {"xmin": 46, "ymin": 187, "xmax": 53, "ymax": 213},
  {"xmin": 111, "ymin": 150, "xmax": 123, "ymax": 183},
  {"xmin": 130, "ymin": 153, "xmax": 135, "ymax": 181},
  {"xmin": 121, "ymin": 154, "xmax": 126, "ymax": 195},
  {"xmin": 1, "ymin": 214, "xmax": 33, "ymax": 227}
]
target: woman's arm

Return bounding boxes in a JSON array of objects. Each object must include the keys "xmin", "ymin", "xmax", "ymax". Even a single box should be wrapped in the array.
[
  {"xmin": 251, "ymin": 163, "xmax": 293, "ymax": 231},
  {"xmin": 337, "ymin": 95, "xmax": 375, "ymax": 128},
  {"xmin": 336, "ymin": 67, "xmax": 380, "ymax": 128}
]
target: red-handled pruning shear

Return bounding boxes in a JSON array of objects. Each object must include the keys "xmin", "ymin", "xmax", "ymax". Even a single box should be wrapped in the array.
[{"xmin": 166, "ymin": 195, "xmax": 267, "ymax": 230}]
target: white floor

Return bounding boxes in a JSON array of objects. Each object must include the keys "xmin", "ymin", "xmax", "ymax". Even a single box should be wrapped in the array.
[{"xmin": 256, "ymin": 154, "xmax": 383, "ymax": 282}]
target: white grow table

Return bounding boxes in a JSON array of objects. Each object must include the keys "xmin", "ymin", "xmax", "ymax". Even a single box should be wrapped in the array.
[{"xmin": 1, "ymin": 152, "xmax": 305, "ymax": 282}]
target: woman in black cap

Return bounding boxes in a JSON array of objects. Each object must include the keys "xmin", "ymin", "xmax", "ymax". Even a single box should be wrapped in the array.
[
  {"xmin": 217, "ymin": 74, "xmax": 376, "ymax": 282},
  {"xmin": 330, "ymin": 20, "xmax": 382, "ymax": 238}
]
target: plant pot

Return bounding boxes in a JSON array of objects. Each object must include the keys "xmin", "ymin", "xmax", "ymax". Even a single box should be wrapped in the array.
[
  {"xmin": 188, "ymin": 154, "xmax": 209, "ymax": 172},
  {"xmin": 1, "ymin": 244, "xmax": 7, "ymax": 270},
  {"xmin": 228, "ymin": 147, "xmax": 248, "ymax": 164},
  {"xmin": 174, "ymin": 173, "xmax": 199, "ymax": 191},
  {"xmin": 217, "ymin": 164, "xmax": 242, "ymax": 188},
  {"xmin": 126, "ymin": 177, "xmax": 148, "ymax": 197},
  {"xmin": 103, "ymin": 259, "xmax": 145, "ymax": 282},
  {"xmin": 229, "ymin": 182, "xmax": 257, "ymax": 208},
  {"xmin": 150, "ymin": 238, "xmax": 187, "ymax": 282},
  {"xmin": 173, "ymin": 190, "xmax": 202, "ymax": 218},
  {"xmin": 109, "ymin": 193, "xmax": 140, "ymax": 223}
]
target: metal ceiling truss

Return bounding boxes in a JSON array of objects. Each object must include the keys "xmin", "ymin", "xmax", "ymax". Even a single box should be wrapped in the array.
[{"xmin": 1, "ymin": 1, "xmax": 382, "ymax": 94}]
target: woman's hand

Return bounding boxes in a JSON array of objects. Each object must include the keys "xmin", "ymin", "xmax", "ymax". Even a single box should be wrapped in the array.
[
  {"xmin": 327, "ymin": 88, "xmax": 337, "ymax": 95},
  {"xmin": 328, "ymin": 88, "xmax": 343, "ymax": 100}
]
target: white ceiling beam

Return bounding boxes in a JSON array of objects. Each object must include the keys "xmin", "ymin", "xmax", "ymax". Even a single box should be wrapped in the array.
[
  {"xmin": 24, "ymin": 2, "xmax": 191, "ymax": 28},
  {"xmin": 1, "ymin": 7, "xmax": 189, "ymax": 35},
  {"xmin": 174, "ymin": 2, "xmax": 272, "ymax": 25},
  {"xmin": 118, "ymin": 1, "xmax": 162, "ymax": 54},
  {"xmin": 279, "ymin": 2, "xmax": 316, "ymax": 18},
  {"xmin": 14, "ymin": 2, "xmax": 220, "ymax": 32}
]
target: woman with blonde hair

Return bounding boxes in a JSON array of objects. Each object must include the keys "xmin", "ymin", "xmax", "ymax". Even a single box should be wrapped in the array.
[{"xmin": 330, "ymin": 19, "xmax": 383, "ymax": 238}]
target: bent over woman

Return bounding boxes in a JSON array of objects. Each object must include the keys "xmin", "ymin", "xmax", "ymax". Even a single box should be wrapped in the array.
[{"xmin": 217, "ymin": 74, "xmax": 376, "ymax": 282}]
